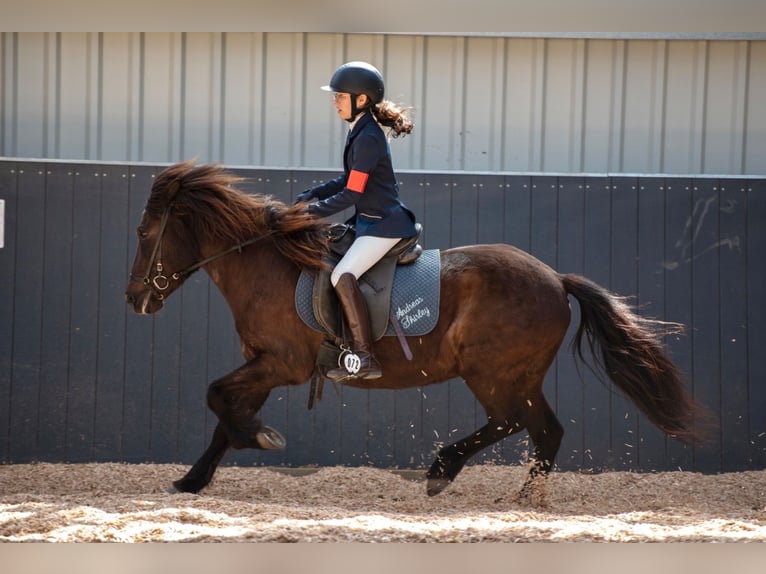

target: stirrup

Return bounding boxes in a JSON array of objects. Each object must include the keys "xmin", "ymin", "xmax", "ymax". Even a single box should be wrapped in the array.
[
  {"xmin": 326, "ymin": 349, "xmax": 382, "ymax": 381},
  {"xmin": 326, "ymin": 367, "xmax": 382, "ymax": 382}
]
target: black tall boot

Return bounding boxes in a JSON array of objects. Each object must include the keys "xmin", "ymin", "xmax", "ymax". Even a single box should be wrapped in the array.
[{"xmin": 326, "ymin": 273, "xmax": 382, "ymax": 381}]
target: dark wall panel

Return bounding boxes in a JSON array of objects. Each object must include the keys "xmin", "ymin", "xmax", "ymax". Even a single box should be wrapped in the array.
[
  {"xmin": 690, "ymin": 178, "xmax": 723, "ymax": 473},
  {"xmin": 746, "ymin": 180, "xmax": 766, "ymax": 469},
  {"xmin": 610, "ymin": 177, "xmax": 640, "ymax": 470},
  {"xmin": 718, "ymin": 179, "xmax": 750, "ymax": 471},
  {"xmin": 1, "ymin": 159, "xmax": 764, "ymax": 474},
  {"xmin": 93, "ymin": 165, "xmax": 131, "ymax": 462},
  {"xmin": 555, "ymin": 177, "xmax": 586, "ymax": 470},
  {"xmin": 663, "ymin": 178, "xmax": 696, "ymax": 470},
  {"xmin": 581, "ymin": 177, "xmax": 613, "ymax": 469},
  {"xmin": 635, "ymin": 177, "xmax": 670, "ymax": 469},
  {"xmin": 122, "ymin": 165, "xmax": 159, "ymax": 462},
  {"xmin": 9, "ymin": 164, "xmax": 46, "ymax": 463},
  {"xmin": 38, "ymin": 166, "xmax": 73, "ymax": 461},
  {"xmin": 504, "ymin": 175, "xmax": 532, "ymax": 250},
  {"xmin": 0, "ymin": 163, "xmax": 17, "ymax": 462},
  {"xmin": 67, "ymin": 169, "xmax": 102, "ymax": 462}
]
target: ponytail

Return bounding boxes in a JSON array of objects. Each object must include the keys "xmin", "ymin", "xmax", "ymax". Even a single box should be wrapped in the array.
[{"xmin": 371, "ymin": 100, "xmax": 414, "ymax": 138}]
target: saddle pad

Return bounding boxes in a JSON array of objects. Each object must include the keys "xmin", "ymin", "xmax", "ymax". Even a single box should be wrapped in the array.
[{"xmin": 295, "ymin": 249, "xmax": 441, "ymax": 338}]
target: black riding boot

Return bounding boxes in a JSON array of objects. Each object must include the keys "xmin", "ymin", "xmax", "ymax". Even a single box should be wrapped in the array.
[{"xmin": 326, "ymin": 273, "xmax": 382, "ymax": 381}]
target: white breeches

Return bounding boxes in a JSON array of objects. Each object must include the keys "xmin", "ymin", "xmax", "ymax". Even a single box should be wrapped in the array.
[{"xmin": 331, "ymin": 235, "xmax": 401, "ymax": 286}]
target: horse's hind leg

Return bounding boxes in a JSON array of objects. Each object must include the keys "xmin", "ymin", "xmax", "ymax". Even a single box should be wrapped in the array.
[
  {"xmin": 517, "ymin": 394, "xmax": 563, "ymax": 505},
  {"xmin": 427, "ymin": 421, "xmax": 510, "ymax": 496},
  {"xmin": 426, "ymin": 404, "xmax": 528, "ymax": 496},
  {"xmin": 171, "ymin": 423, "xmax": 230, "ymax": 493},
  {"xmin": 426, "ymin": 369, "xmax": 564, "ymax": 504}
]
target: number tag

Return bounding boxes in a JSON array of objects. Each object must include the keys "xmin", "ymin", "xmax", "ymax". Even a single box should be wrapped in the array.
[{"xmin": 343, "ymin": 352, "xmax": 361, "ymax": 375}]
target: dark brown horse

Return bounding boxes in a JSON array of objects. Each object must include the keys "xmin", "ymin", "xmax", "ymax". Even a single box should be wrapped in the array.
[{"xmin": 125, "ymin": 160, "xmax": 705, "ymax": 500}]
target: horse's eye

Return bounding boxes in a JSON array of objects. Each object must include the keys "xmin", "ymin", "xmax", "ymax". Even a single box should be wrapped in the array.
[{"xmin": 136, "ymin": 227, "xmax": 148, "ymax": 239}]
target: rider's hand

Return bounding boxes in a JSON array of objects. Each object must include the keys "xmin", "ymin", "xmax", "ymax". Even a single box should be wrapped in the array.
[{"xmin": 294, "ymin": 189, "xmax": 316, "ymax": 204}]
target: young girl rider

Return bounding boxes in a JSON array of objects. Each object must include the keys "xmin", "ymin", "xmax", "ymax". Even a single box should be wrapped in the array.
[{"xmin": 296, "ymin": 61, "xmax": 418, "ymax": 382}]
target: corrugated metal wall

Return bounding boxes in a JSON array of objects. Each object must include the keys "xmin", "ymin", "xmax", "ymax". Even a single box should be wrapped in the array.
[
  {"xmin": 1, "ymin": 158, "xmax": 765, "ymax": 472},
  {"xmin": 2, "ymin": 32, "xmax": 764, "ymax": 174}
]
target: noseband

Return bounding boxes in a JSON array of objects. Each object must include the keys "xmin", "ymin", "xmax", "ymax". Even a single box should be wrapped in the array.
[
  {"xmin": 130, "ymin": 206, "xmax": 174, "ymax": 299},
  {"xmin": 131, "ymin": 205, "xmax": 271, "ymax": 300}
]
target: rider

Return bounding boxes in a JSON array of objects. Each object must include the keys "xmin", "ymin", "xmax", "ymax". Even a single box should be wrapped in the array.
[{"xmin": 296, "ymin": 61, "xmax": 418, "ymax": 381}]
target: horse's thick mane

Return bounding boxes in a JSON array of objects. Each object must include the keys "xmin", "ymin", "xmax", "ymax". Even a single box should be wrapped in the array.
[{"xmin": 146, "ymin": 160, "xmax": 329, "ymax": 272}]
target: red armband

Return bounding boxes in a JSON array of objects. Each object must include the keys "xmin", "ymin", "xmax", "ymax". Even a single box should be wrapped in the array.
[{"xmin": 347, "ymin": 170, "xmax": 369, "ymax": 193}]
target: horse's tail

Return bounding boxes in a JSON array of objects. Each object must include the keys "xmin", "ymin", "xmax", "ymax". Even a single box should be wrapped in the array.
[{"xmin": 561, "ymin": 273, "xmax": 709, "ymax": 446}]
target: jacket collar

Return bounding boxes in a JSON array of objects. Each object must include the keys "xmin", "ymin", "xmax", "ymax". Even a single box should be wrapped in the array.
[{"xmin": 347, "ymin": 110, "xmax": 374, "ymax": 142}]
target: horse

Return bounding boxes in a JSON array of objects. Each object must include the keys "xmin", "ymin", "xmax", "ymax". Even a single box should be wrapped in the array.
[{"xmin": 125, "ymin": 160, "xmax": 706, "ymax": 501}]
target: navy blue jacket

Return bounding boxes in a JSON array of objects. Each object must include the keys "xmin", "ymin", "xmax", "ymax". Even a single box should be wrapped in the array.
[{"xmin": 306, "ymin": 111, "xmax": 417, "ymax": 239}]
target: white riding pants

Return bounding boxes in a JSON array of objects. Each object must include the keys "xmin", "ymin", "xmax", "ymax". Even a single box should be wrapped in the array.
[{"xmin": 331, "ymin": 235, "xmax": 401, "ymax": 286}]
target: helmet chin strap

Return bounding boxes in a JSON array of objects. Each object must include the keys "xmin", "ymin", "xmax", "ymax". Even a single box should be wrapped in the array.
[{"xmin": 346, "ymin": 94, "xmax": 369, "ymax": 122}]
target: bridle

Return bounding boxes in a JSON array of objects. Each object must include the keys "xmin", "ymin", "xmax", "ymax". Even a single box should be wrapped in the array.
[{"xmin": 130, "ymin": 205, "xmax": 272, "ymax": 300}]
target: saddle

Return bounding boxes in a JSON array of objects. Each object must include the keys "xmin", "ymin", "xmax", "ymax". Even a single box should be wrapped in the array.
[{"xmin": 312, "ymin": 222, "xmax": 424, "ymax": 342}]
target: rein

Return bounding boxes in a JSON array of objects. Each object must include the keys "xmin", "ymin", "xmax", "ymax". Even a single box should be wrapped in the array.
[{"xmin": 132, "ymin": 205, "xmax": 274, "ymax": 299}]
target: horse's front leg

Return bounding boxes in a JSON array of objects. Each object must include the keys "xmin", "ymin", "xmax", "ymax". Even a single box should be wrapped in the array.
[
  {"xmin": 171, "ymin": 358, "xmax": 285, "ymax": 494},
  {"xmin": 205, "ymin": 358, "xmax": 286, "ymax": 451},
  {"xmin": 171, "ymin": 422, "xmax": 230, "ymax": 493}
]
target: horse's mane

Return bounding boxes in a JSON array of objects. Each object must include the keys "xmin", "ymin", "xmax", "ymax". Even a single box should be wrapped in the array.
[{"xmin": 146, "ymin": 160, "xmax": 329, "ymax": 272}]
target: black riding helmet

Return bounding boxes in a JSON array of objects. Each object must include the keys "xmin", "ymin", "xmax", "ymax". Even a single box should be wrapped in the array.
[{"xmin": 321, "ymin": 61, "xmax": 385, "ymax": 120}]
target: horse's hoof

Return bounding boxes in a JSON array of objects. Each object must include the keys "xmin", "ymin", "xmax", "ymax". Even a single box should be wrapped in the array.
[
  {"xmin": 426, "ymin": 477, "xmax": 451, "ymax": 496},
  {"xmin": 517, "ymin": 476, "xmax": 550, "ymax": 508},
  {"xmin": 256, "ymin": 425, "xmax": 286, "ymax": 450},
  {"xmin": 166, "ymin": 484, "xmax": 180, "ymax": 494}
]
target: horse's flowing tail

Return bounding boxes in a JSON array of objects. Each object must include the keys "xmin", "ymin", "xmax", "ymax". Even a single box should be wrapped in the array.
[{"xmin": 561, "ymin": 274, "xmax": 708, "ymax": 446}]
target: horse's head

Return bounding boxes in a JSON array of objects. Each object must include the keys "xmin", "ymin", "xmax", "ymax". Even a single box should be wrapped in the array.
[
  {"xmin": 125, "ymin": 160, "xmax": 331, "ymax": 314},
  {"xmin": 125, "ymin": 161, "xmax": 208, "ymax": 314},
  {"xmin": 125, "ymin": 208, "xmax": 192, "ymax": 314}
]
